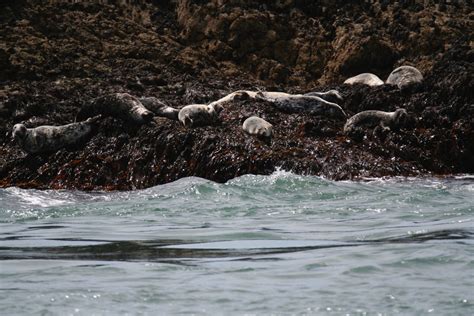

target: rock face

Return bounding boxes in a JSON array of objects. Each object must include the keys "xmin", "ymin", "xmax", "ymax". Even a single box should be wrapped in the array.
[{"xmin": 0, "ymin": 0, "xmax": 473, "ymax": 190}]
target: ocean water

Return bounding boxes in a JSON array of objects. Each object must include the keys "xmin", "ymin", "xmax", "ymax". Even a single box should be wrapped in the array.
[{"xmin": 0, "ymin": 171, "xmax": 473, "ymax": 315}]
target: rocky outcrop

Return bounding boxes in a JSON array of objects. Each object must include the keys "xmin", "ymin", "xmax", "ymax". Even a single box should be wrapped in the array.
[{"xmin": 0, "ymin": 0, "xmax": 472, "ymax": 190}]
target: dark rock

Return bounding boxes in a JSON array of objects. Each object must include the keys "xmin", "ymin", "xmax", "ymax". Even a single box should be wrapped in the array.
[{"xmin": 0, "ymin": 0, "xmax": 472, "ymax": 190}]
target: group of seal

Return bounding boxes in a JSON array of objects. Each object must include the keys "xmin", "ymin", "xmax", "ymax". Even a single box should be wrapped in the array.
[
  {"xmin": 12, "ymin": 66, "xmax": 419, "ymax": 153},
  {"xmin": 344, "ymin": 65, "xmax": 423, "ymax": 89}
]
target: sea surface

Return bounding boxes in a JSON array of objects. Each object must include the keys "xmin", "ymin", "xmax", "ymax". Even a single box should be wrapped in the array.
[{"xmin": 1, "ymin": 171, "xmax": 473, "ymax": 315}]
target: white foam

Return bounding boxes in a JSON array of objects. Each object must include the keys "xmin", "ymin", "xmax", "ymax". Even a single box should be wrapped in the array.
[{"xmin": 5, "ymin": 187, "xmax": 75, "ymax": 208}]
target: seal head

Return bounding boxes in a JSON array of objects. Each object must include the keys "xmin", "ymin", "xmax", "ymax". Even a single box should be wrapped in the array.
[{"xmin": 12, "ymin": 124, "xmax": 27, "ymax": 143}]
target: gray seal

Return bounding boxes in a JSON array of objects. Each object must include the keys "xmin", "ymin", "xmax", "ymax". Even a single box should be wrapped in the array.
[
  {"xmin": 386, "ymin": 66, "xmax": 423, "ymax": 89},
  {"xmin": 303, "ymin": 89, "xmax": 343, "ymax": 104},
  {"xmin": 12, "ymin": 116, "xmax": 101, "ymax": 154},
  {"xmin": 344, "ymin": 73, "xmax": 384, "ymax": 87},
  {"xmin": 343, "ymin": 109, "xmax": 408, "ymax": 134},
  {"xmin": 76, "ymin": 93, "xmax": 154, "ymax": 124},
  {"xmin": 178, "ymin": 104, "xmax": 219, "ymax": 127},
  {"xmin": 242, "ymin": 116, "xmax": 273, "ymax": 138},
  {"xmin": 139, "ymin": 97, "xmax": 179, "ymax": 121},
  {"xmin": 258, "ymin": 92, "xmax": 347, "ymax": 119}
]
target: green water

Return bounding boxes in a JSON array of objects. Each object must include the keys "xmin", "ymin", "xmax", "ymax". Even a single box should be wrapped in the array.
[{"xmin": 1, "ymin": 172, "xmax": 473, "ymax": 315}]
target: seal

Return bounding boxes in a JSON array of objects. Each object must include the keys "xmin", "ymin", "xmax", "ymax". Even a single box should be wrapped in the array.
[
  {"xmin": 178, "ymin": 104, "xmax": 219, "ymax": 127},
  {"xmin": 139, "ymin": 97, "xmax": 179, "ymax": 121},
  {"xmin": 12, "ymin": 116, "xmax": 101, "ymax": 154},
  {"xmin": 208, "ymin": 90, "xmax": 346, "ymax": 118},
  {"xmin": 242, "ymin": 116, "xmax": 273, "ymax": 138},
  {"xmin": 76, "ymin": 93, "xmax": 154, "ymax": 124},
  {"xmin": 304, "ymin": 89, "xmax": 344, "ymax": 104},
  {"xmin": 343, "ymin": 109, "xmax": 408, "ymax": 134},
  {"xmin": 386, "ymin": 66, "xmax": 423, "ymax": 89},
  {"xmin": 208, "ymin": 90, "xmax": 258, "ymax": 110},
  {"xmin": 344, "ymin": 73, "xmax": 384, "ymax": 87},
  {"xmin": 258, "ymin": 92, "xmax": 347, "ymax": 119}
]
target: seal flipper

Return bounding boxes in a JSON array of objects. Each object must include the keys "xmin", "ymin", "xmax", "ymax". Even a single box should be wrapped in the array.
[
  {"xmin": 304, "ymin": 90, "xmax": 343, "ymax": 104},
  {"xmin": 139, "ymin": 96, "xmax": 180, "ymax": 121},
  {"xmin": 85, "ymin": 115, "xmax": 103, "ymax": 124}
]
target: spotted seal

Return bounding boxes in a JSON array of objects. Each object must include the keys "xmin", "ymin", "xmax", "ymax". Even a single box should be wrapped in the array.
[
  {"xmin": 12, "ymin": 116, "xmax": 101, "ymax": 154},
  {"xmin": 139, "ymin": 97, "xmax": 179, "ymax": 121},
  {"xmin": 258, "ymin": 92, "xmax": 347, "ymax": 119},
  {"xmin": 178, "ymin": 104, "xmax": 219, "ymax": 127},
  {"xmin": 344, "ymin": 73, "xmax": 384, "ymax": 87},
  {"xmin": 386, "ymin": 66, "xmax": 423, "ymax": 89},
  {"xmin": 76, "ymin": 93, "xmax": 153, "ymax": 124},
  {"xmin": 242, "ymin": 116, "xmax": 273, "ymax": 138},
  {"xmin": 303, "ymin": 89, "xmax": 344, "ymax": 104},
  {"xmin": 343, "ymin": 109, "xmax": 408, "ymax": 134}
]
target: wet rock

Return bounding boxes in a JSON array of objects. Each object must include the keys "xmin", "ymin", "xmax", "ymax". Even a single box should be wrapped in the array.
[{"xmin": 0, "ymin": 0, "xmax": 472, "ymax": 190}]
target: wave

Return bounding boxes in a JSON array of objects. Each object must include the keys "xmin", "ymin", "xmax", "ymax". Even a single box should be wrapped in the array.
[{"xmin": 1, "ymin": 172, "xmax": 473, "ymax": 223}]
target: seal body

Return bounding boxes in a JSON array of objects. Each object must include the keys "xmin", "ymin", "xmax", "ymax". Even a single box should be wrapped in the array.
[
  {"xmin": 208, "ymin": 90, "xmax": 346, "ymax": 118},
  {"xmin": 76, "ymin": 93, "xmax": 153, "ymax": 124},
  {"xmin": 178, "ymin": 104, "xmax": 219, "ymax": 127},
  {"xmin": 344, "ymin": 73, "xmax": 384, "ymax": 86},
  {"xmin": 208, "ymin": 90, "xmax": 258, "ymax": 109},
  {"xmin": 304, "ymin": 89, "xmax": 343, "ymax": 104},
  {"xmin": 242, "ymin": 116, "xmax": 273, "ymax": 138},
  {"xmin": 259, "ymin": 93, "xmax": 347, "ymax": 119},
  {"xmin": 12, "ymin": 116, "xmax": 100, "ymax": 154},
  {"xmin": 343, "ymin": 109, "xmax": 408, "ymax": 134},
  {"xmin": 386, "ymin": 66, "xmax": 423, "ymax": 89},
  {"xmin": 139, "ymin": 97, "xmax": 179, "ymax": 121}
]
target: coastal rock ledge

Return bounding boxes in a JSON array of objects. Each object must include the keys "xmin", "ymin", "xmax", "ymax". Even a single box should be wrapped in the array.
[{"xmin": 0, "ymin": 0, "xmax": 473, "ymax": 190}]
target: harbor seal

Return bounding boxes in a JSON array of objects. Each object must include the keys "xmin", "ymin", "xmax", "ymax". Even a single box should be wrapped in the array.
[
  {"xmin": 303, "ymin": 89, "xmax": 344, "ymax": 104},
  {"xmin": 344, "ymin": 73, "xmax": 384, "ymax": 87},
  {"xmin": 76, "ymin": 93, "xmax": 154, "ymax": 125},
  {"xmin": 12, "ymin": 116, "xmax": 101, "ymax": 154},
  {"xmin": 386, "ymin": 66, "xmax": 423, "ymax": 89},
  {"xmin": 343, "ymin": 109, "xmax": 408, "ymax": 134},
  {"xmin": 208, "ymin": 90, "xmax": 258, "ymax": 109},
  {"xmin": 258, "ymin": 92, "xmax": 347, "ymax": 119},
  {"xmin": 178, "ymin": 104, "xmax": 219, "ymax": 127},
  {"xmin": 208, "ymin": 90, "xmax": 346, "ymax": 119},
  {"xmin": 242, "ymin": 116, "xmax": 273, "ymax": 138},
  {"xmin": 138, "ymin": 97, "xmax": 179, "ymax": 121}
]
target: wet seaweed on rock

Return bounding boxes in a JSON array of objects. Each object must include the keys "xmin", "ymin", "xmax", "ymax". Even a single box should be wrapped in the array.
[{"xmin": 0, "ymin": 1, "xmax": 472, "ymax": 190}]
